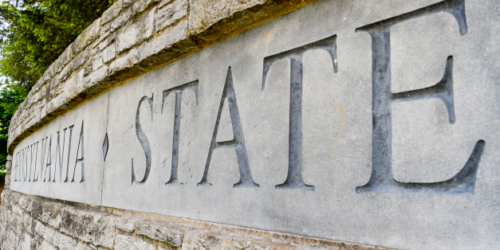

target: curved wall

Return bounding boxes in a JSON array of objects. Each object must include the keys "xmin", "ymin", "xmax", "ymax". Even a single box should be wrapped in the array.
[{"xmin": 3, "ymin": 0, "xmax": 500, "ymax": 249}]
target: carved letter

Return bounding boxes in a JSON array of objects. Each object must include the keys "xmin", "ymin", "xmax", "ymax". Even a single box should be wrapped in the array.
[
  {"xmin": 14, "ymin": 152, "xmax": 19, "ymax": 182},
  {"xmin": 54, "ymin": 128, "xmax": 67, "ymax": 182},
  {"xmin": 198, "ymin": 67, "xmax": 259, "ymax": 188},
  {"xmin": 24, "ymin": 146, "xmax": 28, "ymax": 182},
  {"xmin": 64, "ymin": 125, "xmax": 74, "ymax": 182},
  {"xmin": 21, "ymin": 148, "xmax": 25, "ymax": 182},
  {"xmin": 261, "ymin": 35, "xmax": 338, "ymax": 191},
  {"xmin": 162, "ymin": 81, "xmax": 198, "ymax": 186},
  {"xmin": 28, "ymin": 144, "xmax": 32, "ymax": 182},
  {"xmin": 71, "ymin": 121, "xmax": 85, "ymax": 183},
  {"xmin": 17, "ymin": 151, "xmax": 21, "ymax": 182},
  {"xmin": 17, "ymin": 149, "xmax": 22, "ymax": 182},
  {"xmin": 356, "ymin": 0, "xmax": 485, "ymax": 195},
  {"xmin": 43, "ymin": 136, "xmax": 52, "ymax": 182},
  {"xmin": 39, "ymin": 137, "xmax": 47, "ymax": 181},
  {"xmin": 31, "ymin": 141, "xmax": 39, "ymax": 182},
  {"xmin": 12, "ymin": 152, "xmax": 15, "ymax": 182},
  {"xmin": 35, "ymin": 138, "xmax": 46, "ymax": 182},
  {"xmin": 132, "ymin": 94, "xmax": 154, "ymax": 185},
  {"xmin": 19, "ymin": 150, "xmax": 23, "ymax": 182},
  {"xmin": 25, "ymin": 146, "xmax": 30, "ymax": 182}
]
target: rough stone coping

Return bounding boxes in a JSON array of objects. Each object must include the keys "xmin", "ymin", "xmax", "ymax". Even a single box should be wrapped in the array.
[
  {"xmin": 0, "ymin": 190, "xmax": 393, "ymax": 249},
  {"xmin": 7, "ymin": 0, "xmax": 318, "ymax": 154}
]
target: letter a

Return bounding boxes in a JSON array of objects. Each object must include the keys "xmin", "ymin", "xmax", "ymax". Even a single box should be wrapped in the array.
[{"xmin": 198, "ymin": 67, "xmax": 259, "ymax": 188}]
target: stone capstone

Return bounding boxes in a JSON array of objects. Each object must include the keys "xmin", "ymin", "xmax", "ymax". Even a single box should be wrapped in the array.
[{"xmin": 155, "ymin": 0, "xmax": 188, "ymax": 32}]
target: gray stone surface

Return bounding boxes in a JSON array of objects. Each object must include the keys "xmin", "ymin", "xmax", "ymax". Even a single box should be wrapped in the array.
[
  {"xmin": 9, "ymin": 92, "xmax": 109, "ymax": 205},
  {"xmin": 115, "ymin": 217, "xmax": 138, "ymax": 232},
  {"xmin": 155, "ymin": 0, "xmax": 187, "ymax": 32},
  {"xmin": 102, "ymin": 0, "xmax": 499, "ymax": 248},
  {"xmin": 132, "ymin": 0, "xmax": 157, "ymax": 16},
  {"xmin": 58, "ymin": 207, "xmax": 117, "ymax": 248},
  {"xmin": 8, "ymin": 0, "xmax": 500, "ymax": 249},
  {"xmin": 135, "ymin": 220, "xmax": 183, "ymax": 246},
  {"xmin": 137, "ymin": 19, "xmax": 196, "ymax": 63},
  {"xmin": 110, "ymin": 8, "xmax": 132, "ymax": 33},
  {"xmin": 109, "ymin": 49, "xmax": 139, "ymax": 74},
  {"xmin": 114, "ymin": 234, "xmax": 155, "ymax": 250},
  {"xmin": 188, "ymin": 0, "xmax": 266, "ymax": 36},
  {"xmin": 103, "ymin": 45, "xmax": 116, "ymax": 63}
]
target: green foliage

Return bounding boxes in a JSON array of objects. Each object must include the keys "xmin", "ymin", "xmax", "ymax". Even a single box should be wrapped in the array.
[
  {"xmin": 0, "ymin": 80, "xmax": 26, "ymax": 179},
  {"xmin": 0, "ymin": 168, "xmax": 5, "ymax": 183},
  {"xmin": 0, "ymin": 0, "xmax": 116, "ymax": 177},
  {"xmin": 0, "ymin": 0, "xmax": 116, "ymax": 90}
]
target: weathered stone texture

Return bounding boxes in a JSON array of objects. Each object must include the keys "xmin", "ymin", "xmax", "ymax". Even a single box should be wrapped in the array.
[
  {"xmin": 0, "ymin": 190, "xmax": 386, "ymax": 250},
  {"xmin": 59, "ymin": 207, "xmax": 117, "ymax": 248},
  {"xmin": 117, "ymin": 24, "xmax": 140, "ymax": 53},
  {"xmin": 109, "ymin": 49, "xmax": 140, "ymax": 75},
  {"xmin": 155, "ymin": 0, "xmax": 187, "ymax": 31},
  {"xmin": 97, "ymin": 34, "xmax": 116, "ymax": 51},
  {"xmin": 188, "ymin": 0, "xmax": 266, "ymax": 35},
  {"xmin": 114, "ymin": 234, "xmax": 156, "ymax": 250},
  {"xmin": 135, "ymin": 220, "xmax": 183, "ymax": 246},
  {"xmin": 83, "ymin": 66, "xmax": 109, "ymax": 91},
  {"xmin": 188, "ymin": 0, "xmax": 317, "ymax": 43},
  {"xmin": 110, "ymin": 8, "xmax": 133, "ymax": 33},
  {"xmin": 137, "ymin": 19, "xmax": 197, "ymax": 65},
  {"xmin": 103, "ymin": 44, "xmax": 117, "ymax": 63},
  {"xmin": 115, "ymin": 217, "xmax": 139, "ymax": 233},
  {"xmin": 101, "ymin": 0, "xmax": 127, "ymax": 24},
  {"xmin": 159, "ymin": 0, "xmax": 173, "ymax": 8},
  {"xmin": 132, "ymin": 0, "xmax": 157, "ymax": 16},
  {"xmin": 83, "ymin": 54, "xmax": 104, "ymax": 77}
]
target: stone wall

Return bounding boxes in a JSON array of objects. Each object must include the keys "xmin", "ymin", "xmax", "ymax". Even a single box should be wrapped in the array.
[
  {"xmin": 0, "ymin": 189, "xmax": 386, "ymax": 250},
  {"xmin": 4, "ymin": 0, "xmax": 500, "ymax": 249}
]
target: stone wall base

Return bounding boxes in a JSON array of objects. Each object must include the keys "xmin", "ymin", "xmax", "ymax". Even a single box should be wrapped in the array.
[{"xmin": 0, "ymin": 190, "xmax": 390, "ymax": 250}]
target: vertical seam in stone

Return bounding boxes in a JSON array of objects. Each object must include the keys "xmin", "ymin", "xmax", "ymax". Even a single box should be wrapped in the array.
[{"xmin": 100, "ymin": 91, "xmax": 111, "ymax": 206}]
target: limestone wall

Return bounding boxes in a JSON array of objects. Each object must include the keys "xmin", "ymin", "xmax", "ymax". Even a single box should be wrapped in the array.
[
  {"xmin": 0, "ymin": 190, "xmax": 385, "ymax": 249},
  {"xmin": 3, "ymin": 0, "xmax": 500, "ymax": 249}
]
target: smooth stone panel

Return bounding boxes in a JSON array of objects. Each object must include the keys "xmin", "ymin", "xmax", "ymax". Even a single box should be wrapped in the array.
[
  {"xmin": 100, "ymin": 0, "xmax": 500, "ymax": 249},
  {"xmin": 10, "ymin": 93, "xmax": 109, "ymax": 205}
]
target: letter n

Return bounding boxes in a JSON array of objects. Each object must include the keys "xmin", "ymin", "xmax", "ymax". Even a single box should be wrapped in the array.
[{"xmin": 71, "ymin": 121, "xmax": 85, "ymax": 183}]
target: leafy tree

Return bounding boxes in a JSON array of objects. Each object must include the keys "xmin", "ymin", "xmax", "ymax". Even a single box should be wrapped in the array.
[
  {"xmin": 0, "ymin": 0, "xmax": 116, "ymax": 90},
  {"xmin": 0, "ymin": 0, "xmax": 115, "ymax": 172},
  {"xmin": 0, "ymin": 80, "xmax": 26, "ymax": 180}
]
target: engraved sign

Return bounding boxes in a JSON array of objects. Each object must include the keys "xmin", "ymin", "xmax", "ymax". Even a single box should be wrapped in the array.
[
  {"xmin": 9, "ymin": 0, "xmax": 500, "ymax": 248},
  {"xmin": 10, "ymin": 94, "xmax": 107, "ymax": 205}
]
